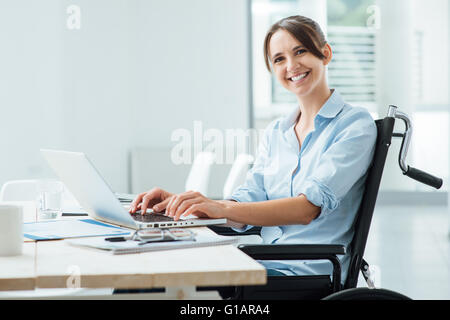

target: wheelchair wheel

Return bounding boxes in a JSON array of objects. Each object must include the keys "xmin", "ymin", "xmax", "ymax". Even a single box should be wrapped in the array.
[{"xmin": 322, "ymin": 288, "xmax": 411, "ymax": 300}]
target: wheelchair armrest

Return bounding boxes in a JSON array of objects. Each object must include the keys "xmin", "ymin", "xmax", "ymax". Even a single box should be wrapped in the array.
[
  {"xmin": 238, "ymin": 244, "xmax": 345, "ymax": 260},
  {"xmin": 208, "ymin": 225, "xmax": 262, "ymax": 236},
  {"xmin": 238, "ymin": 244, "xmax": 345, "ymax": 292}
]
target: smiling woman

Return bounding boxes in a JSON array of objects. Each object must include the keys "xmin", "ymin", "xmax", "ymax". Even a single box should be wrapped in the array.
[{"xmin": 130, "ymin": 15, "xmax": 377, "ymax": 292}]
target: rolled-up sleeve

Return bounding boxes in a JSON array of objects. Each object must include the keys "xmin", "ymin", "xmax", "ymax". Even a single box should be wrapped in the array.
[{"xmin": 297, "ymin": 111, "xmax": 377, "ymax": 217}]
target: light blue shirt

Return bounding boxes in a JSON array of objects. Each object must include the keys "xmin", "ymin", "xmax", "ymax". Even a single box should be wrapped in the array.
[{"xmin": 230, "ymin": 90, "xmax": 377, "ymax": 284}]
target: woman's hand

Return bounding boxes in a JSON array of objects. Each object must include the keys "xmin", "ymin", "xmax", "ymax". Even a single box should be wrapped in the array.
[
  {"xmin": 153, "ymin": 190, "xmax": 232, "ymax": 221},
  {"xmin": 129, "ymin": 187, "xmax": 174, "ymax": 215}
]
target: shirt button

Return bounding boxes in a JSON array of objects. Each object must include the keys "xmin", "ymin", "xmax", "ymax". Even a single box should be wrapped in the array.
[
  {"xmin": 274, "ymin": 227, "xmax": 282, "ymax": 238},
  {"xmin": 261, "ymin": 226, "xmax": 283, "ymax": 243},
  {"xmin": 271, "ymin": 227, "xmax": 283, "ymax": 243}
]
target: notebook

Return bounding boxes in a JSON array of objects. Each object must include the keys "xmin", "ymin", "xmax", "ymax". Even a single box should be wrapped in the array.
[{"xmin": 66, "ymin": 232, "xmax": 239, "ymax": 255}]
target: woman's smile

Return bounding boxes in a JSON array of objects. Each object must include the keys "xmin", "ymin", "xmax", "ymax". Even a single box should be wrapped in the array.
[{"xmin": 288, "ymin": 71, "xmax": 310, "ymax": 85}]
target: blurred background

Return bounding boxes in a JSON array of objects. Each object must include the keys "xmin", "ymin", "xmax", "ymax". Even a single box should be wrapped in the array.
[{"xmin": 0, "ymin": 0, "xmax": 449, "ymax": 298}]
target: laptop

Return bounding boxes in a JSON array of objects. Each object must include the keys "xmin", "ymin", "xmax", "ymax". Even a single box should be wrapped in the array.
[{"xmin": 40, "ymin": 149, "xmax": 227, "ymax": 230}]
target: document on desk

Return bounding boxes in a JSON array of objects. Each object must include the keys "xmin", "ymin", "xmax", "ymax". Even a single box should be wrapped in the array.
[
  {"xmin": 23, "ymin": 219, "xmax": 131, "ymax": 240},
  {"xmin": 66, "ymin": 233, "xmax": 239, "ymax": 255}
]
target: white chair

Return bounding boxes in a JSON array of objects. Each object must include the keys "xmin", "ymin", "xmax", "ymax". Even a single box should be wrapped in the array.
[
  {"xmin": 185, "ymin": 151, "xmax": 215, "ymax": 196},
  {"xmin": 0, "ymin": 179, "xmax": 81, "ymax": 209},
  {"xmin": 223, "ymin": 154, "xmax": 263, "ymax": 245},
  {"xmin": 0, "ymin": 179, "xmax": 38, "ymax": 202},
  {"xmin": 223, "ymin": 154, "xmax": 254, "ymax": 199}
]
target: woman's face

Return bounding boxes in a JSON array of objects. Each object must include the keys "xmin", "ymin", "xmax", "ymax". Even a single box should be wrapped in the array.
[{"xmin": 268, "ymin": 29, "xmax": 331, "ymax": 99}]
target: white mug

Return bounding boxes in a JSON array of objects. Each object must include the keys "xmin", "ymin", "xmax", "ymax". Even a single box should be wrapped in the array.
[{"xmin": 0, "ymin": 204, "xmax": 23, "ymax": 256}]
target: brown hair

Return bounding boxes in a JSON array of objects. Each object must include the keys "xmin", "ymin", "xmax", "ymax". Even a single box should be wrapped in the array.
[{"xmin": 263, "ymin": 15, "xmax": 327, "ymax": 71}]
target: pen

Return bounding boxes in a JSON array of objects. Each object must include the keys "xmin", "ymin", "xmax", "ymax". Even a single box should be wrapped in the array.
[{"xmin": 105, "ymin": 236, "xmax": 128, "ymax": 242}]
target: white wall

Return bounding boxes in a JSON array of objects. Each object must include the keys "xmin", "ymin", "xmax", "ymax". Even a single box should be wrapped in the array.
[
  {"xmin": 375, "ymin": 0, "xmax": 449, "ymax": 192},
  {"xmin": 0, "ymin": 0, "xmax": 65, "ymax": 186},
  {"xmin": 375, "ymin": 0, "xmax": 416, "ymax": 191},
  {"xmin": 0, "ymin": 0, "xmax": 250, "ymax": 195},
  {"xmin": 413, "ymin": 0, "xmax": 449, "ymax": 105}
]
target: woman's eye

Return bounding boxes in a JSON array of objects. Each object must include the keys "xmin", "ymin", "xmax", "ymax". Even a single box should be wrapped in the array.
[
  {"xmin": 274, "ymin": 57, "xmax": 283, "ymax": 63},
  {"xmin": 296, "ymin": 49, "xmax": 307, "ymax": 55}
]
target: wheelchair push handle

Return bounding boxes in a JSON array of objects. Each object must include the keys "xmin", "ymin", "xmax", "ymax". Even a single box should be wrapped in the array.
[
  {"xmin": 387, "ymin": 105, "xmax": 443, "ymax": 190},
  {"xmin": 403, "ymin": 166, "xmax": 443, "ymax": 189}
]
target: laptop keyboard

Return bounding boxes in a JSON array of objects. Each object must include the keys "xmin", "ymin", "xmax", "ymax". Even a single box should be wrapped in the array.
[{"xmin": 130, "ymin": 212, "xmax": 174, "ymax": 223}]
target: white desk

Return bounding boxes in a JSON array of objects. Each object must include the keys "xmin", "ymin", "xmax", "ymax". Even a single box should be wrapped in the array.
[
  {"xmin": 0, "ymin": 203, "xmax": 266, "ymax": 299},
  {"xmin": 0, "ymin": 243, "xmax": 36, "ymax": 291}
]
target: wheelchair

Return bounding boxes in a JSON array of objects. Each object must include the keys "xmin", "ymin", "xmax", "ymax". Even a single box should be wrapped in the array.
[{"xmin": 209, "ymin": 105, "xmax": 443, "ymax": 300}]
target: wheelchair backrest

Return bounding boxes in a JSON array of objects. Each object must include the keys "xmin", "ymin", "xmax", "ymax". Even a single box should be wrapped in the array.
[{"xmin": 344, "ymin": 116, "xmax": 395, "ymax": 289}]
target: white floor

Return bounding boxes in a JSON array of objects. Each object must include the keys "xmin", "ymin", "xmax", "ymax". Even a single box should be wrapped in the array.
[{"xmin": 361, "ymin": 205, "xmax": 450, "ymax": 300}]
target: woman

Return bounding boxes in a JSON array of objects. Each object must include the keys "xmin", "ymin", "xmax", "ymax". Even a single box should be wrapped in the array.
[{"xmin": 129, "ymin": 15, "xmax": 377, "ymax": 284}]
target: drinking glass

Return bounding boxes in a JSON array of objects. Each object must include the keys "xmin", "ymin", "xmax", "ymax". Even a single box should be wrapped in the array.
[{"xmin": 36, "ymin": 180, "xmax": 64, "ymax": 220}]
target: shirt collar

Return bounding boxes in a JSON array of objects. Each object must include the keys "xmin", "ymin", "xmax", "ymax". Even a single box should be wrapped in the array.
[{"xmin": 281, "ymin": 89, "xmax": 345, "ymax": 131}]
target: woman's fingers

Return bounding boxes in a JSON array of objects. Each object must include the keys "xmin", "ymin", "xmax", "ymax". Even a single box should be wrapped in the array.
[
  {"xmin": 182, "ymin": 203, "xmax": 207, "ymax": 218},
  {"xmin": 152, "ymin": 197, "xmax": 171, "ymax": 213},
  {"xmin": 140, "ymin": 188, "xmax": 164, "ymax": 215},
  {"xmin": 181, "ymin": 199, "xmax": 227, "ymax": 219},
  {"xmin": 139, "ymin": 194, "xmax": 153, "ymax": 215},
  {"xmin": 129, "ymin": 192, "xmax": 147, "ymax": 213},
  {"xmin": 128, "ymin": 187, "xmax": 175, "ymax": 215},
  {"xmin": 173, "ymin": 198, "xmax": 203, "ymax": 221},
  {"xmin": 166, "ymin": 191, "xmax": 199, "ymax": 217},
  {"xmin": 134, "ymin": 190, "xmax": 206, "ymax": 218},
  {"xmin": 164, "ymin": 195, "xmax": 177, "ymax": 216}
]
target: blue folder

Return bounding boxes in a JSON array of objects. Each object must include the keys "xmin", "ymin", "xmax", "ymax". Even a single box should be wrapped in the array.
[{"xmin": 23, "ymin": 219, "xmax": 131, "ymax": 241}]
